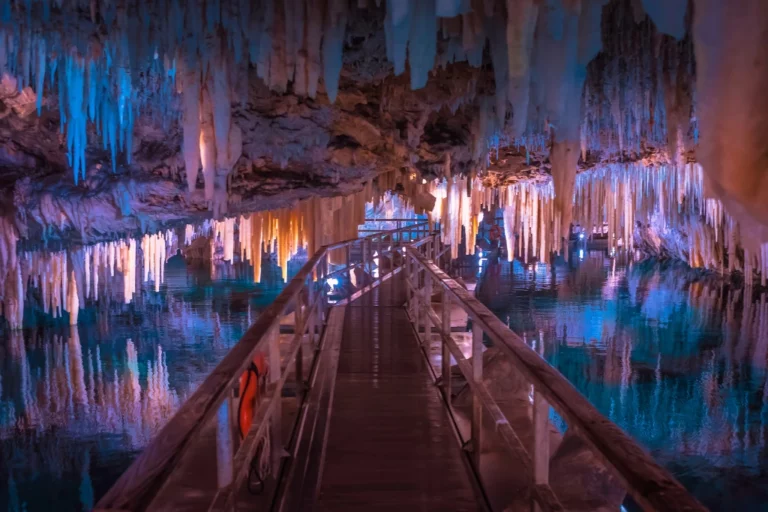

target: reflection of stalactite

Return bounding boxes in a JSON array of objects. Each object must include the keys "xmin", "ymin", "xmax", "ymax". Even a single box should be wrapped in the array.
[
  {"xmin": 0, "ymin": 332, "xmax": 178, "ymax": 449},
  {"xmin": 536, "ymin": 257, "xmax": 768, "ymax": 465}
]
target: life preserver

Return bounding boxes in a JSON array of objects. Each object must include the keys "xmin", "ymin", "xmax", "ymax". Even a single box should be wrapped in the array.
[
  {"xmin": 489, "ymin": 224, "xmax": 501, "ymax": 241},
  {"xmin": 238, "ymin": 353, "xmax": 269, "ymax": 438}
]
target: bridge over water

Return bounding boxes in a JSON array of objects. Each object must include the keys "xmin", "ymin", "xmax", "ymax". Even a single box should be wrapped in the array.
[{"xmin": 95, "ymin": 223, "xmax": 706, "ymax": 512}]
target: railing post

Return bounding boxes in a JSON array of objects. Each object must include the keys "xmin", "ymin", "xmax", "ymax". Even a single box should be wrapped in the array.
[
  {"xmin": 404, "ymin": 248, "xmax": 411, "ymax": 304},
  {"xmin": 269, "ymin": 325, "xmax": 283, "ymax": 477},
  {"xmin": 308, "ymin": 280, "xmax": 317, "ymax": 349},
  {"xmin": 346, "ymin": 243, "xmax": 352, "ymax": 288},
  {"xmin": 295, "ymin": 295, "xmax": 305, "ymax": 399},
  {"xmin": 378, "ymin": 234, "xmax": 383, "ymax": 277},
  {"xmin": 442, "ymin": 289, "xmax": 451, "ymax": 407},
  {"xmin": 413, "ymin": 265, "xmax": 421, "ymax": 338},
  {"xmin": 321, "ymin": 253, "xmax": 329, "ymax": 323},
  {"xmin": 533, "ymin": 392, "xmax": 550, "ymax": 512},
  {"xmin": 422, "ymin": 274, "xmax": 432, "ymax": 348},
  {"xmin": 364, "ymin": 238, "xmax": 370, "ymax": 277},
  {"xmin": 471, "ymin": 322, "xmax": 483, "ymax": 467},
  {"xmin": 216, "ymin": 393, "xmax": 234, "ymax": 490}
]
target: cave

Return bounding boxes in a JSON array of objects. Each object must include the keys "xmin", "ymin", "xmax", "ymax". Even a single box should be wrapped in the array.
[{"xmin": 0, "ymin": 1, "xmax": 766, "ymax": 511}]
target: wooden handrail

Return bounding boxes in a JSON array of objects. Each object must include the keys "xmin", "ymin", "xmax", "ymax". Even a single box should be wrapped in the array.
[
  {"xmin": 96, "ymin": 220, "xmax": 432, "ymax": 511},
  {"xmin": 409, "ymin": 285, "xmax": 564, "ymax": 512},
  {"xmin": 405, "ymin": 248, "xmax": 707, "ymax": 512}
]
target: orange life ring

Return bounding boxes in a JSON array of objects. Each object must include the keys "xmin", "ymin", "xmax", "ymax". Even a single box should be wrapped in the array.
[
  {"xmin": 238, "ymin": 353, "xmax": 268, "ymax": 438},
  {"xmin": 489, "ymin": 224, "xmax": 501, "ymax": 241}
]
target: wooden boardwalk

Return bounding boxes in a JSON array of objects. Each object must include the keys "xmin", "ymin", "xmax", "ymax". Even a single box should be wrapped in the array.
[
  {"xmin": 96, "ymin": 227, "xmax": 705, "ymax": 512},
  {"xmin": 306, "ymin": 277, "xmax": 483, "ymax": 511}
]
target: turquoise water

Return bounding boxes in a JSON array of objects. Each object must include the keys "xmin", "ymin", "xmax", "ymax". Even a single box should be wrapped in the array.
[
  {"xmin": 0, "ymin": 254, "xmax": 288, "ymax": 511},
  {"xmin": 478, "ymin": 251, "xmax": 768, "ymax": 511}
]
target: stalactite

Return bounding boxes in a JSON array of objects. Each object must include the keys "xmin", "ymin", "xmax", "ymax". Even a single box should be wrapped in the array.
[
  {"xmin": 572, "ymin": 163, "xmax": 742, "ymax": 272},
  {"xmin": 181, "ymin": 63, "xmax": 201, "ymax": 193},
  {"xmin": 0, "ymin": 0, "xmax": 707, "ymax": 201}
]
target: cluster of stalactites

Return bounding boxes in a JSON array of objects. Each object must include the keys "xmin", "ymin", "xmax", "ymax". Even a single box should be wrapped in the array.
[
  {"xmin": 2, "ymin": 229, "xmax": 175, "ymax": 329},
  {"xmin": 0, "ymin": 29, "xmax": 139, "ymax": 183},
  {"xmin": 180, "ymin": 54, "xmax": 242, "ymax": 215},
  {"xmin": 412, "ymin": 174, "xmax": 556, "ymax": 263},
  {"xmin": 181, "ymin": 185, "xmax": 375, "ymax": 282},
  {"xmin": 581, "ymin": 1, "xmax": 695, "ymax": 163},
  {"xmin": 499, "ymin": 180, "xmax": 556, "ymax": 265},
  {"xmin": 0, "ymin": 185, "xmax": 384, "ymax": 328},
  {"xmin": 0, "ymin": 0, "xmax": 349, "ymax": 186},
  {"xmin": 1, "ymin": 0, "xmax": 698, "ymax": 191},
  {"xmin": 572, "ymin": 163, "xmax": 745, "ymax": 273},
  {"xmin": 430, "ymin": 176, "xmax": 483, "ymax": 260}
]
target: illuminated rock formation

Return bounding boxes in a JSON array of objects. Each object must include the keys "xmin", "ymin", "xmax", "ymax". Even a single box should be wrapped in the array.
[{"xmin": 0, "ymin": 0, "xmax": 765, "ymax": 286}]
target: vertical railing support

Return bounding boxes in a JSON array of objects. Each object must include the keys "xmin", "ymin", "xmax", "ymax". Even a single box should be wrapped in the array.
[
  {"xmin": 413, "ymin": 264, "xmax": 421, "ymax": 338},
  {"xmin": 471, "ymin": 322, "xmax": 483, "ymax": 466},
  {"xmin": 268, "ymin": 325, "xmax": 283, "ymax": 477},
  {"xmin": 442, "ymin": 289, "xmax": 452, "ymax": 407},
  {"xmin": 216, "ymin": 393, "xmax": 234, "ymax": 490},
  {"xmin": 404, "ymin": 249, "xmax": 411, "ymax": 306},
  {"xmin": 307, "ymin": 281, "xmax": 317, "ymax": 349},
  {"xmin": 346, "ymin": 243, "xmax": 352, "ymax": 289},
  {"xmin": 533, "ymin": 390, "xmax": 550, "ymax": 512},
  {"xmin": 422, "ymin": 274, "xmax": 433, "ymax": 348},
  {"xmin": 378, "ymin": 234, "xmax": 383, "ymax": 277},
  {"xmin": 295, "ymin": 295, "xmax": 305, "ymax": 399}
]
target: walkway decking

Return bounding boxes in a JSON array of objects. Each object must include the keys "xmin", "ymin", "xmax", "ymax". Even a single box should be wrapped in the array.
[{"xmin": 311, "ymin": 278, "xmax": 483, "ymax": 511}]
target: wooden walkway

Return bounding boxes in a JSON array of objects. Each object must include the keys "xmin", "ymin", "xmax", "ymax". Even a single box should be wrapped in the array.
[{"xmin": 304, "ymin": 277, "xmax": 483, "ymax": 511}]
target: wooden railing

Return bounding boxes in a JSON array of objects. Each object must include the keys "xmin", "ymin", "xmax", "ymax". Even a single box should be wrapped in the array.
[
  {"xmin": 95, "ymin": 221, "xmax": 431, "ymax": 512},
  {"xmin": 403, "ymin": 243, "xmax": 708, "ymax": 512},
  {"xmin": 97, "ymin": 218, "xmax": 705, "ymax": 512}
]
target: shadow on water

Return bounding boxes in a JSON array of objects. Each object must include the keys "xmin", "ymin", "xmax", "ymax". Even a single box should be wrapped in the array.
[{"xmin": 478, "ymin": 249, "xmax": 768, "ymax": 511}]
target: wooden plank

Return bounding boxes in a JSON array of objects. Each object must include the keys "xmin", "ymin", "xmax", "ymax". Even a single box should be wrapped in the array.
[
  {"xmin": 316, "ymin": 281, "xmax": 482, "ymax": 511},
  {"xmin": 96, "ymin": 227, "xmax": 436, "ymax": 512},
  {"xmin": 408, "ymin": 252, "xmax": 707, "ymax": 512}
]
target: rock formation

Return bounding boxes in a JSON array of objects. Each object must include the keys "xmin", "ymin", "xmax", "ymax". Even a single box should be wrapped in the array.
[{"xmin": 0, "ymin": 0, "xmax": 766, "ymax": 288}]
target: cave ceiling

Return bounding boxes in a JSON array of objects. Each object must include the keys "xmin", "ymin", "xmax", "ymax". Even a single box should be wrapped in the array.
[{"xmin": 0, "ymin": 0, "xmax": 764, "ymax": 249}]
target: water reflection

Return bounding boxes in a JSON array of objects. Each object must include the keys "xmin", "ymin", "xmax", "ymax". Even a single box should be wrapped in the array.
[
  {"xmin": 0, "ymin": 257, "xmax": 283, "ymax": 511},
  {"xmin": 480, "ymin": 251, "xmax": 768, "ymax": 510},
  {"xmin": 0, "ymin": 191, "xmax": 416, "ymax": 510}
]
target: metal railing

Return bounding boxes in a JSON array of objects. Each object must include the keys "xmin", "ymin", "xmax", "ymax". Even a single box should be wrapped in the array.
[
  {"xmin": 403, "ymin": 243, "xmax": 707, "ymax": 512},
  {"xmin": 357, "ymin": 217, "xmax": 428, "ymax": 234},
  {"xmin": 95, "ymin": 220, "xmax": 431, "ymax": 512}
]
